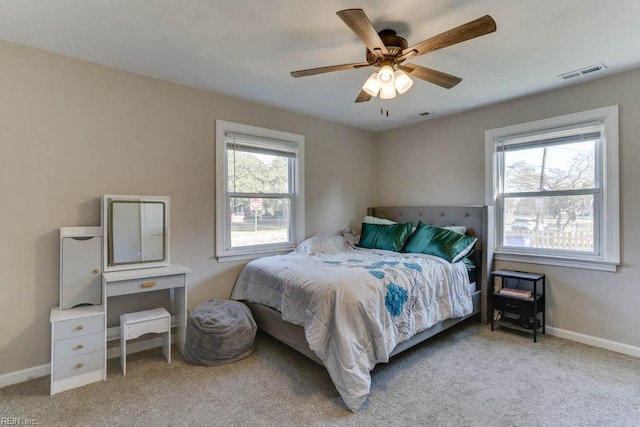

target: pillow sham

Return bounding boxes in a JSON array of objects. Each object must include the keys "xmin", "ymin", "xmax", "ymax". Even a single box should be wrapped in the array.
[
  {"xmin": 295, "ymin": 234, "xmax": 350, "ymax": 255},
  {"xmin": 404, "ymin": 222, "xmax": 477, "ymax": 263},
  {"xmin": 358, "ymin": 222, "xmax": 413, "ymax": 252},
  {"xmin": 363, "ymin": 215, "xmax": 397, "ymax": 225},
  {"xmin": 414, "ymin": 224, "xmax": 467, "ymax": 234}
]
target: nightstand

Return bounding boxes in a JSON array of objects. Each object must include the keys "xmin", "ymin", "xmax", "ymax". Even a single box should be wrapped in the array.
[{"xmin": 490, "ymin": 269, "xmax": 545, "ymax": 342}]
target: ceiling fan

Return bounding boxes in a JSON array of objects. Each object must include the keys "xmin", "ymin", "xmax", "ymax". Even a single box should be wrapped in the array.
[{"xmin": 290, "ymin": 9, "xmax": 496, "ymax": 102}]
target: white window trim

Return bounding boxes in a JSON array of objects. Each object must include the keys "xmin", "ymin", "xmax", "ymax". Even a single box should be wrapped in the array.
[
  {"xmin": 215, "ymin": 120, "xmax": 305, "ymax": 262},
  {"xmin": 485, "ymin": 105, "xmax": 619, "ymax": 272}
]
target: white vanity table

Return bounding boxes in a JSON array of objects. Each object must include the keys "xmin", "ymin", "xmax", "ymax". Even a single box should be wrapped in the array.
[
  {"xmin": 50, "ymin": 195, "xmax": 189, "ymax": 395},
  {"xmin": 102, "ymin": 263, "xmax": 191, "ymax": 354},
  {"xmin": 50, "ymin": 264, "xmax": 190, "ymax": 395}
]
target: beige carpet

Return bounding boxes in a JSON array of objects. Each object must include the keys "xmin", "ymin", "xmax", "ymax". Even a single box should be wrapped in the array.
[{"xmin": 2, "ymin": 321, "xmax": 639, "ymax": 426}]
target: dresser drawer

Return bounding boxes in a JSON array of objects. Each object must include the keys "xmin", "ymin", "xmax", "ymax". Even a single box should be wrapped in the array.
[
  {"xmin": 54, "ymin": 331, "xmax": 105, "ymax": 361},
  {"xmin": 53, "ymin": 350, "xmax": 104, "ymax": 382},
  {"xmin": 53, "ymin": 314, "xmax": 104, "ymax": 340},
  {"xmin": 106, "ymin": 274, "xmax": 185, "ymax": 297},
  {"xmin": 493, "ymin": 294, "xmax": 543, "ymax": 315}
]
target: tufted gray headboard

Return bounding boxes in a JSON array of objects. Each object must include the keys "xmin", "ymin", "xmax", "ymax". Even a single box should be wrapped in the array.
[{"xmin": 367, "ymin": 205, "xmax": 494, "ymax": 324}]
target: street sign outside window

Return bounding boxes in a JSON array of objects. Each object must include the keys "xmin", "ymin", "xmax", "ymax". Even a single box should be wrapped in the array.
[{"xmin": 250, "ymin": 198, "xmax": 262, "ymax": 211}]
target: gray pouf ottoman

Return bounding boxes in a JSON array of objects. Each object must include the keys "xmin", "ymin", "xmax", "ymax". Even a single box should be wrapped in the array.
[{"xmin": 184, "ymin": 299, "xmax": 257, "ymax": 366}]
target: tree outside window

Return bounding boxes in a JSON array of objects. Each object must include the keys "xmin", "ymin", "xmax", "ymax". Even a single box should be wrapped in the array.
[
  {"xmin": 227, "ymin": 148, "xmax": 292, "ymax": 247},
  {"xmin": 485, "ymin": 105, "xmax": 619, "ymax": 271},
  {"xmin": 502, "ymin": 140, "xmax": 597, "ymax": 252},
  {"xmin": 215, "ymin": 120, "xmax": 304, "ymax": 262}
]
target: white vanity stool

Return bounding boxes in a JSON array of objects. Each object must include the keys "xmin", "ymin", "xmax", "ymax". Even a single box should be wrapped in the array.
[{"xmin": 120, "ymin": 307, "xmax": 171, "ymax": 375}]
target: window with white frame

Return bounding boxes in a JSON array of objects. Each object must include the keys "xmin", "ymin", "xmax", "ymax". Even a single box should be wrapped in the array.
[
  {"xmin": 485, "ymin": 106, "xmax": 619, "ymax": 271},
  {"xmin": 216, "ymin": 120, "xmax": 304, "ymax": 262}
]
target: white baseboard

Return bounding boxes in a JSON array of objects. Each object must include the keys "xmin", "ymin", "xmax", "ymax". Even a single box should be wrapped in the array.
[
  {"xmin": 546, "ymin": 326, "xmax": 640, "ymax": 358},
  {"xmin": 4, "ymin": 326, "xmax": 638, "ymax": 389},
  {"xmin": 105, "ymin": 336, "xmax": 167, "ymax": 359},
  {"xmin": 0, "ymin": 335, "xmax": 172, "ymax": 389},
  {"xmin": 0, "ymin": 364, "xmax": 50, "ymax": 389}
]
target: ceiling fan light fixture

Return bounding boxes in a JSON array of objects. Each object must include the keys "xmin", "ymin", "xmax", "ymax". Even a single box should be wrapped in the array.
[
  {"xmin": 394, "ymin": 69, "xmax": 413, "ymax": 94},
  {"xmin": 291, "ymin": 10, "xmax": 497, "ymax": 105},
  {"xmin": 379, "ymin": 85, "xmax": 396, "ymax": 100},
  {"xmin": 362, "ymin": 72, "xmax": 381, "ymax": 96},
  {"xmin": 377, "ymin": 65, "xmax": 395, "ymax": 85}
]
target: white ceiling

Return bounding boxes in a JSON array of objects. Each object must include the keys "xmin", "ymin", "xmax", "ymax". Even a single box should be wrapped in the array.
[{"xmin": 1, "ymin": 0, "xmax": 640, "ymax": 132}]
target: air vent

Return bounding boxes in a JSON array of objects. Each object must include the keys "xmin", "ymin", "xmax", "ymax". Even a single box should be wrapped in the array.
[
  {"xmin": 558, "ymin": 63, "xmax": 607, "ymax": 80},
  {"xmin": 410, "ymin": 111, "xmax": 431, "ymax": 119}
]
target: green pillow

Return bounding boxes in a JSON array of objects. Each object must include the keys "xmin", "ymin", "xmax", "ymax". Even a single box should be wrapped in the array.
[
  {"xmin": 358, "ymin": 222, "xmax": 413, "ymax": 252},
  {"xmin": 404, "ymin": 222, "xmax": 478, "ymax": 263}
]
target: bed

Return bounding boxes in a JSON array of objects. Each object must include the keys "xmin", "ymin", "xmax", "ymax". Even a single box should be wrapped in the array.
[{"xmin": 231, "ymin": 205, "xmax": 493, "ymax": 411}]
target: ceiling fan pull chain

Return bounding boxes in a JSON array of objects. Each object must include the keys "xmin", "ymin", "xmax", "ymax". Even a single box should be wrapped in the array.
[{"xmin": 378, "ymin": 99, "xmax": 390, "ymax": 117}]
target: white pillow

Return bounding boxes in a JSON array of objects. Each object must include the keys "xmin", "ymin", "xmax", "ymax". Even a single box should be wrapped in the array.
[
  {"xmin": 442, "ymin": 225, "xmax": 467, "ymax": 235},
  {"xmin": 363, "ymin": 215, "xmax": 397, "ymax": 225},
  {"xmin": 294, "ymin": 234, "xmax": 350, "ymax": 255},
  {"xmin": 342, "ymin": 228, "xmax": 360, "ymax": 247}
]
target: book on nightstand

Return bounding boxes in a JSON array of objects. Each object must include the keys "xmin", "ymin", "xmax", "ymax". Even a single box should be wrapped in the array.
[{"xmin": 499, "ymin": 288, "xmax": 532, "ymax": 299}]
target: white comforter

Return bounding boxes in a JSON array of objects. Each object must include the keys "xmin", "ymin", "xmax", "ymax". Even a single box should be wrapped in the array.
[{"xmin": 231, "ymin": 238, "xmax": 473, "ymax": 411}]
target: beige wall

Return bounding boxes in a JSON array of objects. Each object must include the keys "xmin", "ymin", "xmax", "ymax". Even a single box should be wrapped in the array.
[
  {"xmin": 3, "ymin": 36, "xmax": 639, "ymax": 378},
  {"xmin": 0, "ymin": 40, "xmax": 378, "ymax": 375},
  {"xmin": 378, "ymin": 68, "xmax": 640, "ymax": 349}
]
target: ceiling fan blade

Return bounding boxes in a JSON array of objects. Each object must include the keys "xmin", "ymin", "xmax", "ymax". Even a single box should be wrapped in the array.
[
  {"xmin": 401, "ymin": 15, "xmax": 496, "ymax": 58},
  {"xmin": 290, "ymin": 62, "xmax": 370, "ymax": 78},
  {"xmin": 337, "ymin": 9, "xmax": 388, "ymax": 58},
  {"xmin": 355, "ymin": 90, "xmax": 372, "ymax": 103},
  {"xmin": 400, "ymin": 64, "xmax": 462, "ymax": 89}
]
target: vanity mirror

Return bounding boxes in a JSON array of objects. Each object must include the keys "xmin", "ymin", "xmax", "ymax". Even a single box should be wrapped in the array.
[{"xmin": 102, "ymin": 194, "xmax": 170, "ymax": 272}]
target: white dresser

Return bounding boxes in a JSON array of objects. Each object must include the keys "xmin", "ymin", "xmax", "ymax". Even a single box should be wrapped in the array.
[{"xmin": 50, "ymin": 305, "xmax": 106, "ymax": 395}]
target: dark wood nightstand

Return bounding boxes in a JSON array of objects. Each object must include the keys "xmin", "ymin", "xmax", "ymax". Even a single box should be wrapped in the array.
[{"xmin": 490, "ymin": 269, "xmax": 545, "ymax": 342}]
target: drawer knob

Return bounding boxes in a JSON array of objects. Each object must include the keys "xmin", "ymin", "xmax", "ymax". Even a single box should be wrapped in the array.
[
  {"xmin": 76, "ymin": 362, "xmax": 84, "ymax": 368},
  {"xmin": 77, "ymin": 344, "xmax": 84, "ymax": 349},
  {"xmin": 141, "ymin": 281, "xmax": 156, "ymax": 288},
  {"xmin": 93, "ymin": 268, "xmax": 100, "ymax": 274},
  {"xmin": 76, "ymin": 325, "xmax": 84, "ymax": 330}
]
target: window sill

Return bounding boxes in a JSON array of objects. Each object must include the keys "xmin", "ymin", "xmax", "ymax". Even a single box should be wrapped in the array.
[
  {"xmin": 217, "ymin": 248, "xmax": 293, "ymax": 263},
  {"xmin": 494, "ymin": 251, "xmax": 618, "ymax": 272}
]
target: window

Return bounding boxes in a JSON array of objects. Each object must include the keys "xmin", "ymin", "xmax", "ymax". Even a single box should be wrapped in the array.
[
  {"xmin": 216, "ymin": 120, "xmax": 304, "ymax": 262},
  {"xmin": 485, "ymin": 106, "xmax": 619, "ymax": 271}
]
